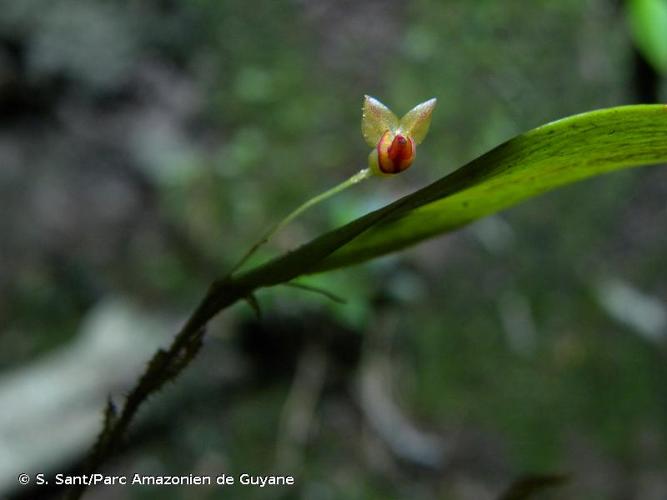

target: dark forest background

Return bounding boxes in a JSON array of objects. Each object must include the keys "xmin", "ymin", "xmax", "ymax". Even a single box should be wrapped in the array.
[{"xmin": 1, "ymin": 1, "xmax": 667, "ymax": 499}]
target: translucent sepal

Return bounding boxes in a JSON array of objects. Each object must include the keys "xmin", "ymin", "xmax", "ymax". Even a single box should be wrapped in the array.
[
  {"xmin": 398, "ymin": 98, "xmax": 437, "ymax": 145},
  {"xmin": 362, "ymin": 95, "xmax": 399, "ymax": 147}
]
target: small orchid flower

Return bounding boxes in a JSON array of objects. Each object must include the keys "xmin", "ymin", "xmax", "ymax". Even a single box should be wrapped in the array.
[
  {"xmin": 230, "ymin": 95, "xmax": 438, "ymax": 275},
  {"xmin": 362, "ymin": 95, "xmax": 437, "ymax": 176}
]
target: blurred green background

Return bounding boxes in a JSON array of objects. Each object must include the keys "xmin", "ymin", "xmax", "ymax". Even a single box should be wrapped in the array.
[{"xmin": 1, "ymin": 1, "xmax": 667, "ymax": 499}]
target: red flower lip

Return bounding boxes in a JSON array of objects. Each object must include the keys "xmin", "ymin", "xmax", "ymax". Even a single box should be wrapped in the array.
[{"xmin": 377, "ymin": 132, "xmax": 415, "ymax": 174}]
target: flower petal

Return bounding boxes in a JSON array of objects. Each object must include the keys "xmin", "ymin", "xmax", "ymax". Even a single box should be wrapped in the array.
[
  {"xmin": 398, "ymin": 97, "xmax": 437, "ymax": 145},
  {"xmin": 361, "ymin": 95, "xmax": 399, "ymax": 147}
]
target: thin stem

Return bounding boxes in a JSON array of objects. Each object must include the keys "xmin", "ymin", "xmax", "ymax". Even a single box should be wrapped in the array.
[
  {"xmin": 283, "ymin": 281, "xmax": 347, "ymax": 304},
  {"xmin": 229, "ymin": 168, "xmax": 372, "ymax": 275}
]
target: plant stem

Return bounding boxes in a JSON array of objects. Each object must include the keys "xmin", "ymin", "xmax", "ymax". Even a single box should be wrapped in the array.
[
  {"xmin": 67, "ymin": 278, "xmax": 248, "ymax": 500},
  {"xmin": 229, "ymin": 168, "xmax": 372, "ymax": 275}
]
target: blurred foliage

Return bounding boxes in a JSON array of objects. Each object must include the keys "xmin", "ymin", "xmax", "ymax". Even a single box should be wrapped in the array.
[
  {"xmin": 628, "ymin": 0, "xmax": 667, "ymax": 74},
  {"xmin": 1, "ymin": 0, "xmax": 667, "ymax": 499}
]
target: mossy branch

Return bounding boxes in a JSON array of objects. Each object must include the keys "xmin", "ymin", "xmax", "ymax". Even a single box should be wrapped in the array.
[{"xmin": 66, "ymin": 279, "xmax": 247, "ymax": 499}]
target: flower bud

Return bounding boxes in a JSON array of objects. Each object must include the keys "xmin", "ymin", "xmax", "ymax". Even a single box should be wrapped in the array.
[
  {"xmin": 369, "ymin": 131, "xmax": 416, "ymax": 175},
  {"xmin": 361, "ymin": 95, "xmax": 436, "ymax": 177}
]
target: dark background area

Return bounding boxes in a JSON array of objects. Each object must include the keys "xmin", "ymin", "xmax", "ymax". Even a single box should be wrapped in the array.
[{"xmin": 1, "ymin": 1, "xmax": 667, "ymax": 499}]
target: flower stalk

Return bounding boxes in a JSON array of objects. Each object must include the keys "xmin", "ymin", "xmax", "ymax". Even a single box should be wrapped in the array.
[
  {"xmin": 229, "ymin": 167, "xmax": 372, "ymax": 274},
  {"xmin": 229, "ymin": 95, "xmax": 436, "ymax": 275}
]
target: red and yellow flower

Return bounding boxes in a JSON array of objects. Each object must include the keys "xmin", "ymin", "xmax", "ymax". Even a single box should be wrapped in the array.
[{"xmin": 362, "ymin": 95, "xmax": 437, "ymax": 176}]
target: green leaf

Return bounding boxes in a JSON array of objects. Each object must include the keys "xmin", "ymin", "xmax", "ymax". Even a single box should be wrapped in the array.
[
  {"xmin": 235, "ymin": 105, "xmax": 667, "ymax": 290},
  {"xmin": 628, "ymin": 0, "xmax": 667, "ymax": 74}
]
